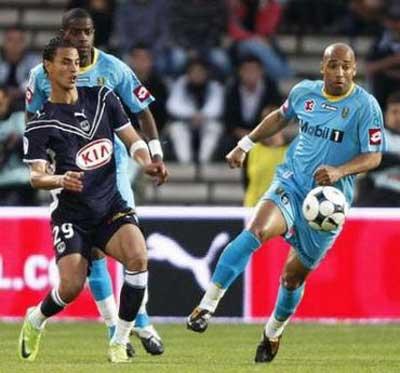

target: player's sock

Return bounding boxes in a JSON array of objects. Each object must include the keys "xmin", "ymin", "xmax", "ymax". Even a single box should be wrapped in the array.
[
  {"xmin": 29, "ymin": 288, "xmax": 68, "ymax": 329},
  {"xmin": 113, "ymin": 270, "xmax": 147, "ymax": 345},
  {"xmin": 211, "ymin": 230, "xmax": 260, "ymax": 288},
  {"xmin": 88, "ymin": 258, "xmax": 118, "ymax": 338},
  {"xmin": 134, "ymin": 287, "xmax": 150, "ymax": 328},
  {"xmin": 199, "ymin": 283, "xmax": 227, "ymax": 313},
  {"xmin": 265, "ymin": 283, "xmax": 305, "ymax": 339}
]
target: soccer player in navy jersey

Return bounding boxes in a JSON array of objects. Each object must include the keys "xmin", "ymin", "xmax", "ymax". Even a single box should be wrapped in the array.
[
  {"xmin": 18, "ymin": 37, "xmax": 165, "ymax": 363},
  {"xmin": 187, "ymin": 43, "xmax": 386, "ymax": 362},
  {"xmin": 26, "ymin": 8, "xmax": 166, "ymax": 355}
]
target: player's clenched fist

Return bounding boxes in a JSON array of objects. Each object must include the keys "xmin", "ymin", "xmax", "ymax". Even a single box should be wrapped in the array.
[
  {"xmin": 314, "ymin": 165, "xmax": 343, "ymax": 186},
  {"xmin": 143, "ymin": 161, "xmax": 169, "ymax": 186},
  {"xmin": 59, "ymin": 171, "xmax": 84, "ymax": 192},
  {"xmin": 226, "ymin": 147, "xmax": 246, "ymax": 169}
]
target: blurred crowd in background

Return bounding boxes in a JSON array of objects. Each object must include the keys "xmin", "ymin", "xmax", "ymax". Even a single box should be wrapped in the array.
[{"xmin": 0, "ymin": 0, "xmax": 400, "ymax": 207}]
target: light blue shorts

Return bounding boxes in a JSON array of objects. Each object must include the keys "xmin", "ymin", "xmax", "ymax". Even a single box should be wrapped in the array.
[{"xmin": 261, "ymin": 177, "xmax": 341, "ymax": 269}]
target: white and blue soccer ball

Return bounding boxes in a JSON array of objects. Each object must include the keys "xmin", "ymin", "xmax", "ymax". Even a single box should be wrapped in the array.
[{"xmin": 302, "ymin": 186, "xmax": 349, "ymax": 232}]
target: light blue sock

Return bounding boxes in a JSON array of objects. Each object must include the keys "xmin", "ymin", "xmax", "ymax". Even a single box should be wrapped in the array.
[
  {"xmin": 134, "ymin": 313, "xmax": 150, "ymax": 328},
  {"xmin": 211, "ymin": 230, "xmax": 260, "ymax": 289},
  {"xmin": 274, "ymin": 283, "xmax": 305, "ymax": 321},
  {"xmin": 88, "ymin": 258, "xmax": 113, "ymax": 301}
]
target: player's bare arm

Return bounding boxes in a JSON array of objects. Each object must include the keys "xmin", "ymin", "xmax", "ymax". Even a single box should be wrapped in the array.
[
  {"xmin": 29, "ymin": 161, "xmax": 83, "ymax": 192},
  {"xmin": 314, "ymin": 152, "xmax": 382, "ymax": 186},
  {"xmin": 117, "ymin": 125, "xmax": 168, "ymax": 185},
  {"xmin": 226, "ymin": 109, "xmax": 290, "ymax": 169}
]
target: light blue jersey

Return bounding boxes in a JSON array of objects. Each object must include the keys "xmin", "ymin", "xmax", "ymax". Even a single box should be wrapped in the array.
[
  {"xmin": 26, "ymin": 48, "xmax": 155, "ymax": 208},
  {"xmin": 263, "ymin": 80, "xmax": 386, "ymax": 268}
]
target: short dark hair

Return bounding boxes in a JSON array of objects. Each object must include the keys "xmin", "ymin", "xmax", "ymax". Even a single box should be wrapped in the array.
[
  {"xmin": 61, "ymin": 8, "xmax": 92, "ymax": 30},
  {"xmin": 42, "ymin": 36, "xmax": 75, "ymax": 73},
  {"xmin": 238, "ymin": 54, "xmax": 263, "ymax": 67},
  {"xmin": 387, "ymin": 91, "xmax": 400, "ymax": 106}
]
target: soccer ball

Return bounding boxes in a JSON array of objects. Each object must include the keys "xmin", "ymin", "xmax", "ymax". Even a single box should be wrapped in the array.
[{"xmin": 302, "ymin": 186, "xmax": 349, "ymax": 231}]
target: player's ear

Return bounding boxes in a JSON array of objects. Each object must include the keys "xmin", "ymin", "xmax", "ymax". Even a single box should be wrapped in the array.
[
  {"xmin": 353, "ymin": 63, "xmax": 357, "ymax": 77},
  {"xmin": 44, "ymin": 59, "xmax": 52, "ymax": 74},
  {"xmin": 320, "ymin": 62, "xmax": 324, "ymax": 75}
]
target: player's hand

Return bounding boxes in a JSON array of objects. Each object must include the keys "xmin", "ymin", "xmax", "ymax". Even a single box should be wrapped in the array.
[
  {"xmin": 144, "ymin": 161, "xmax": 169, "ymax": 186},
  {"xmin": 314, "ymin": 165, "xmax": 343, "ymax": 186},
  {"xmin": 60, "ymin": 171, "xmax": 84, "ymax": 192},
  {"xmin": 225, "ymin": 146, "xmax": 247, "ymax": 169}
]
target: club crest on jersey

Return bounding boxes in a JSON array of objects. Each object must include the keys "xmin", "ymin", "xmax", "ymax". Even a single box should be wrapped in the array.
[
  {"xmin": 304, "ymin": 99, "xmax": 315, "ymax": 112},
  {"xmin": 368, "ymin": 128, "xmax": 382, "ymax": 145},
  {"xmin": 97, "ymin": 77, "xmax": 106, "ymax": 86},
  {"xmin": 341, "ymin": 107, "xmax": 350, "ymax": 118},
  {"xmin": 76, "ymin": 138, "xmax": 113, "ymax": 170},
  {"xmin": 74, "ymin": 112, "xmax": 90, "ymax": 132}
]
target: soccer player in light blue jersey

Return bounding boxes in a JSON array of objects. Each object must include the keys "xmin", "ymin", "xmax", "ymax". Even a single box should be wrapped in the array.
[
  {"xmin": 25, "ymin": 8, "xmax": 167, "ymax": 356},
  {"xmin": 187, "ymin": 43, "xmax": 386, "ymax": 362}
]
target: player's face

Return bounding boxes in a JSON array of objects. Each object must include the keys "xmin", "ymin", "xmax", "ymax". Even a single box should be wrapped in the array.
[
  {"xmin": 46, "ymin": 47, "xmax": 80, "ymax": 90},
  {"xmin": 321, "ymin": 50, "xmax": 356, "ymax": 96},
  {"xmin": 62, "ymin": 18, "xmax": 94, "ymax": 61},
  {"xmin": 239, "ymin": 62, "xmax": 264, "ymax": 89},
  {"xmin": 385, "ymin": 102, "xmax": 400, "ymax": 134}
]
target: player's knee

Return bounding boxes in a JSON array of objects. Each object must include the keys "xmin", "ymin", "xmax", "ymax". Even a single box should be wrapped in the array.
[
  {"xmin": 247, "ymin": 225, "xmax": 265, "ymax": 242},
  {"xmin": 281, "ymin": 272, "xmax": 305, "ymax": 290},
  {"xmin": 58, "ymin": 278, "xmax": 86, "ymax": 303},
  {"xmin": 124, "ymin": 250, "xmax": 147, "ymax": 272}
]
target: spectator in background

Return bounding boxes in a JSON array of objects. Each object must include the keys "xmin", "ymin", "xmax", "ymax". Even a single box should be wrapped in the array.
[
  {"xmin": 365, "ymin": 3, "xmax": 400, "ymax": 110},
  {"xmin": 166, "ymin": 58, "xmax": 224, "ymax": 164},
  {"xmin": 223, "ymin": 55, "xmax": 283, "ymax": 190},
  {"xmin": 167, "ymin": 0, "xmax": 230, "ymax": 79},
  {"xmin": 282, "ymin": 0, "xmax": 347, "ymax": 34},
  {"xmin": 114, "ymin": 0, "xmax": 169, "ymax": 69},
  {"xmin": 224, "ymin": 55, "xmax": 281, "ymax": 146},
  {"xmin": 355, "ymin": 92, "xmax": 400, "ymax": 207},
  {"xmin": 0, "ymin": 86, "xmax": 36, "ymax": 206},
  {"xmin": 341, "ymin": 0, "xmax": 385, "ymax": 36},
  {"xmin": 127, "ymin": 44, "xmax": 168, "ymax": 133},
  {"xmin": 67, "ymin": 0, "xmax": 116, "ymax": 49},
  {"xmin": 0, "ymin": 27, "xmax": 39, "ymax": 110},
  {"xmin": 244, "ymin": 127, "xmax": 289, "ymax": 207},
  {"xmin": 229, "ymin": 0, "xmax": 293, "ymax": 81}
]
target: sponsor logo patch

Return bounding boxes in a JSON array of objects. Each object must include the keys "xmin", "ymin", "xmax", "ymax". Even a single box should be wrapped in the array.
[
  {"xmin": 304, "ymin": 99, "xmax": 315, "ymax": 112},
  {"xmin": 76, "ymin": 138, "xmax": 113, "ymax": 170},
  {"xmin": 133, "ymin": 85, "xmax": 150, "ymax": 102},
  {"xmin": 369, "ymin": 128, "xmax": 382, "ymax": 145}
]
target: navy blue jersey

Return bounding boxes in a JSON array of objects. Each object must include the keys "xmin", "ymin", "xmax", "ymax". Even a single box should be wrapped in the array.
[{"xmin": 23, "ymin": 86, "xmax": 131, "ymax": 226}]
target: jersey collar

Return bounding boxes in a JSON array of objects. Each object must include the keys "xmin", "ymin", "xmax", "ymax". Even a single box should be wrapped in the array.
[
  {"xmin": 79, "ymin": 48, "xmax": 99, "ymax": 74},
  {"xmin": 322, "ymin": 83, "xmax": 355, "ymax": 102}
]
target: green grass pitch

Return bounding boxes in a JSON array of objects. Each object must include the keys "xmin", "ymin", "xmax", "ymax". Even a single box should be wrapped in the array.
[{"xmin": 2, "ymin": 322, "xmax": 400, "ymax": 372}]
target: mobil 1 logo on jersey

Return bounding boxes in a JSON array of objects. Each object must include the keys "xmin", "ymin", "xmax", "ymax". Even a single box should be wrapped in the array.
[{"xmin": 300, "ymin": 120, "xmax": 344, "ymax": 143}]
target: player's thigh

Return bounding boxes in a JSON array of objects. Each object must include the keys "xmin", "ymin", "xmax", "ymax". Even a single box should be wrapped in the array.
[
  {"xmin": 281, "ymin": 247, "xmax": 311, "ymax": 289},
  {"xmin": 246, "ymin": 199, "xmax": 287, "ymax": 241},
  {"xmin": 105, "ymin": 223, "xmax": 147, "ymax": 271}
]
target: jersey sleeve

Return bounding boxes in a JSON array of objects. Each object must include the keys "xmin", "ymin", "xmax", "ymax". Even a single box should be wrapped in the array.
[
  {"xmin": 279, "ymin": 83, "xmax": 301, "ymax": 120},
  {"xmin": 26, "ymin": 68, "xmax": 47, "ymax": 114},
  {"xmin": 106, "ymin": 90, "xmax": 132, "ymax": 131},
  {"xmin": 357, "ymin": 95, "xmax": 387, "ymax": 153},
  {"xmin": 23, "ymin": 125, "xmax": 50, "ymax": 163},
  {"xmin": 113, "ymin": 61, "xmax": 155, "ymax": 114}
]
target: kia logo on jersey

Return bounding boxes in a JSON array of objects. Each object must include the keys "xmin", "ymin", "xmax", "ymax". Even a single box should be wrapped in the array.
[
  {"xmin": 76, "ymin": 138, "xmax": 113, "ymax": 170},
  {"xmin": 304, "ymin": 99, "xmax": 315, "ymax": 112},
  {"xmin": 368, "ymin": 128, "xmax": 382, "ymax": 145}
]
